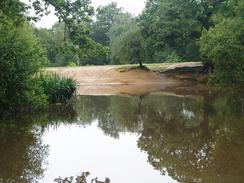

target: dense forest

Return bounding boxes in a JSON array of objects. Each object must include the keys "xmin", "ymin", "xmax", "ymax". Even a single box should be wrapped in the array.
[{"xmin": 0, "ymin": 0, "xmax": 243, "ymax": 115}]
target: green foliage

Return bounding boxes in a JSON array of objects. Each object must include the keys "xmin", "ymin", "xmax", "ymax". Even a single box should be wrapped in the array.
[
  {"xmin": 34, "ymin": 27, "xmax": 57, "ymax": 64},
  {"xmin": 107, "ymin": 13, "xmax": 136, "ymax": 65},
  {"xmin": 139, "ymin": 0, "xmax": 202, "ymax": 62},
  {"xmin": 69, "ymin": 22, "xmax": 107, "ymax": 65},
  {"xmin": 107, "ymin": 13, "xmax": 135, "ymax": 42},
  {"xmin": 165, "ymin": 51, "xmax": 182, "ymax": 63},
  {"xmin": 37, "ymin": 73, "xmax": 77, "ymax": 103},
  {"xmin": 108, "ymin": 14, "xmax": 144, "ymax": 65},
  {"xmin": 0, "ymin": 0, "xmax": 26, "ymax": 24},
  {"xmin": 110, "ymin": 25, "xmax": 145, "ymax": 66},
  {"xmin": 32, "ymin": 0, "xmax": 107, "ymax": 66},
  {"xmin": 67, "ymin": 61, "xmax": 78, "ymax": 67},
  {"xmin": 0, "ymin": 12, "xmax": 48, "ymax": 113},
  {"xmin": 34, "ymin": 21, "xmax": 106, "ymax": 66},
  {"xmin": 91, "ymin": 2, "xmax": 122, "ymax": 46},
  {"xmin": 88, "ymin": 2, "xmax": 123, "ymax": 64},
  {"xmin": 200, "ymin": 18, "xmax": 244, "ymax": 85},
  {"xmin": 39, "ymin": 0, "xmax": 94, "ymax": 42}
]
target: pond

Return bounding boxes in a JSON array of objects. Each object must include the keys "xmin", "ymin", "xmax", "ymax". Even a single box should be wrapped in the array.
[{"xmin": 0, "ymin": 92, "xmax": 244, "ymax": 183}]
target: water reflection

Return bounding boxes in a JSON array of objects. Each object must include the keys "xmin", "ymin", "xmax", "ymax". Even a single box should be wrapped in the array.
[
  {"xmin": 74, "ymin": 93, "xmax": 244, "ymax": 183},
  {"xmin": 0, "ymin": 105, "xmax": 77, "ymax": 183},
  {"xmin": 0, "ymin": 92, "xmax": 243, "ymax": 183},
  {"xmin": 0, "ymin": 121, "xmax": 47, "ymax": 183}
]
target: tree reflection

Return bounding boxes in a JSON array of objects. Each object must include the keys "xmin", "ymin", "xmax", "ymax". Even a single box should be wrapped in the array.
[
  {"xmin": 74, "ymin": 96, "xmax": 120, "ymax": 138},
  {"xmin": 0, "ymin": 104, "xmax": 78, "ymax": 183},
  {"xmin": 138, "ymin": 94, "xmax": 244, "ymax": 183},
  {"xmin": 0, "ymin": 120, "xmax": 47, "ymax": 183},
  {"xmin": 74, "ymin": 95, "xmax": 144, "ymax": 138},
  {"xmin": 74, "ymin": 92, "xmax": 244, "ymax": 183}
]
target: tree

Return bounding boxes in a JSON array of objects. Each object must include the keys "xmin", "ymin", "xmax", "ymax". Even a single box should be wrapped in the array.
[
  {"xmin": 110, "ymin": 25, "xmax": 145, "ymax": 67},
  {"xmin": 139, "ymin": 0, "xmax": 203, "ymax": 62},
  {"xmin": 200, "ymin": 0, "xmax": 244, "ymax": 85},
  {"xmin": 197, "ymin": 0, "xmax": 226, "ymax": 30},
  {"xmin": 0, "ymin": 6, "xmax": 48, "ymax": 114},
  {"xmin": 0, "ymin": 0, "xmax": 26, "ymax": 24},
  {"xmin": 107, "ymin": 13, "xmax": 135, "ymax": 42},
  {"xmin": 200, "ymin": 18, "xmax": 244, "ymax": 85},
  {"xmin": 33, "ymin": 0, "xmax": 94, "ymax": 42},
  {"xmin": 107, "ymin": 13, "xmax": 146, "ymax": 66},
  {"xmin": 34, "ymin": 27, "xmax": 57, "ymax": 64},
  {"xmin": 69, "ymin": 22, "xmax": 106, "ymax": 65},
  {"xmin": 91, "ymin": 2, "xmax": 122, "ymax": 46}
]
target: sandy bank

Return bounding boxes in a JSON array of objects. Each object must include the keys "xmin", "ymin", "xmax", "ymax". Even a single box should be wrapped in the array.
[{"xmin": 47, "ymin": 62, "xmax": 204, "ymax": 96}]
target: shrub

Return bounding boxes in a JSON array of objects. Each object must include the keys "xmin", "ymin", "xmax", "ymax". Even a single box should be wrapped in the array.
[
  {"xmin": 200, "ymin": 17, "xmax": 244, "ymax": 86},
  {"xmin": 67, "ymin": 61, "xmax": 78, "ymax": 67},
  {"xmin": 37, "ymin": 74, "xmax": 77, "ymax": 103},
  {"xmin": 0, "ymin": 12, "xmax": 48, "ymax": 114},
  {"xmin": 165, "ymin": 51, "xmax": 182, "ymax": 63}
]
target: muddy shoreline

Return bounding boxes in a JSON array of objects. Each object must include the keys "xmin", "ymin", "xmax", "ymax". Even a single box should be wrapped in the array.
[{"xmin": 47, "ymin": 63, "xmax": 208, "ymax": 96}]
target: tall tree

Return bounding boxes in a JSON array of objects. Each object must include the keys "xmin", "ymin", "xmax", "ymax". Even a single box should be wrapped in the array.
[
  {"xmin": 107, "ymin": 13, "xmax": 135, "ymax": 42},
  {"xmin": 0, "ymin": 0, "xmax": 26, "ymax": 23},
  {"xmin": 49, "ymin": 0, "xmax": 94, "ymax": 42},
  {"xmin": 197, "ymin": 0, "xmax": 226, "ymax": 29},
  {"xmin": 110, "ymin": 25, "xmax": 145, "ymax": 67},
  {"xmin": 200, "ymin": 0, "xmax": 244, "ymax": 85},
  {"xmin": 139, "ymin": 0, "xmax": 203, "ymax": 62},
  {"xmin": 91, "ymin": 2, "xmax": 122, "ymax": 46},
  {"xmin": 30, "ymin": 0, "xmax": 94, "ymax": 42}
]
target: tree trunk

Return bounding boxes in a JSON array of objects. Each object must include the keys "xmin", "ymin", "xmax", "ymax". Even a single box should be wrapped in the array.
[
  {"xmin": 136, "ymin": 49, "xmax": 143, "ymax": 68},
  {"xmin": 138, "ymin": 59, "xmax": 143, "ymax": 68},
  {"xmin": 64, "ymin": 22, "xmax": 67, "ymax": 43}
]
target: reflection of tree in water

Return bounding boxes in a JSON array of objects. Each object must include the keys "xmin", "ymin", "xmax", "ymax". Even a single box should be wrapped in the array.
[
  {"xmin": 109, "ymin": 95, "xmax": 144, "ymax": 134},
  {"xmin": 138, "ymin": 94, "xmax": 244, "ymax": 183},
  {"xmin": 74, "ymin": 96, "xmax": 120, "ymax": 138},
  {"xmin": 74, "ymin": 93, "xmax": 244, "ymax": 183},
  {"xmin": 74, "ymin": 96, "xmax": 143, "ymax": 138},
  {"xmin": 0, "ymin": 104, "xmax": 78, "ymax": 183},
  {"xmin": 0, "ymin": 121, "xmax": 48, "ymax": 183},
  {"xmin": 75, "ymin": 95, "xmax": 204, "ymax": 137}
]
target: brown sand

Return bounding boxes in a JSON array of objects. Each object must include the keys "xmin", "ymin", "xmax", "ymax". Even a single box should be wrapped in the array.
[{"xmin": 47, "ymin": 66, "xmax": 179, "ymax": 96}]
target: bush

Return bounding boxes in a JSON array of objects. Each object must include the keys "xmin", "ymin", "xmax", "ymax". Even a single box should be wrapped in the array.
[
  {"xmin": 67, "ymin": 61, "xmax": 78, "ymax": 67},
  {"xmin": 0, "ymin": 12, "xmax": 48, "ymax": 114},
  {"xmin": 165, "ymin": 51, "xmax": 182, "ymax": 63},
  {"xmin": 37, "ymin": 74, "xmax": 77, "ymax": 103},
  {"xmin": 200, "ymin": 18, "xmax": 244, "ymax": 86}
]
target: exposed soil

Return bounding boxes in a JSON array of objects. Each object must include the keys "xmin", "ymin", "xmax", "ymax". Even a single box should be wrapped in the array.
[{"xmin": 47, "ymin": 63, "xmax": 207, "ymax": 96}]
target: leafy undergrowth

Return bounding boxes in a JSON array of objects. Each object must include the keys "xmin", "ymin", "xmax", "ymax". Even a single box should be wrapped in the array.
[{"xmin": 36, "ymin": 73, "xmax": 77, "ymax": 103}]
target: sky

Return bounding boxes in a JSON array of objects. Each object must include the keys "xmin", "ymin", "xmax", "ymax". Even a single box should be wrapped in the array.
[{"xmin": 22, "ymin": 0, "xmax": 147, "ymax": 28}]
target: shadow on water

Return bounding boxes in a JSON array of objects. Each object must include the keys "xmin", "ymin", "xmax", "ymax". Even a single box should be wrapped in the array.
[{"xmin": 0, "ymin": 91, "xmax": 244, "ymax": 183}]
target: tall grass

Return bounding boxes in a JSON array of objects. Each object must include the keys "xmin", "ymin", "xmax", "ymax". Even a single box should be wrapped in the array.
[{"xmin": 37, "ymin": 73, "xmax": 77, "ymax": 103}]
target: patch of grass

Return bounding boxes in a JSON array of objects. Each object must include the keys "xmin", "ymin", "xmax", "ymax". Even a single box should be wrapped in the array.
[
  {"xmin": 116, "ymin": 62, "xmax": 202, "ymax": 73},
  {"xmin": 36, "ymin": 73, "xmax": 77, "ymax": 103}
]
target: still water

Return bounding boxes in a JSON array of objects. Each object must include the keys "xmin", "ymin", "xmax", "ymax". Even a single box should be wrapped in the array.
[{"xmin": 0, "ymin": 92, "xmax": 244, "ymax": 183}]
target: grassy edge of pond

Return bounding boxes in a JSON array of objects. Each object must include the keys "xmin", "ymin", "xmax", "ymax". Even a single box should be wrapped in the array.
[{"xmin": 116, "ymin": 62, "xmax": 203, "ymax": 73}]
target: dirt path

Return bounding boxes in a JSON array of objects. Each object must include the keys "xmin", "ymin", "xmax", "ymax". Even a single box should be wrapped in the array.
[{"xmin": 47, "ymin": 63, "xmax": 203, "ymax": 96}]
